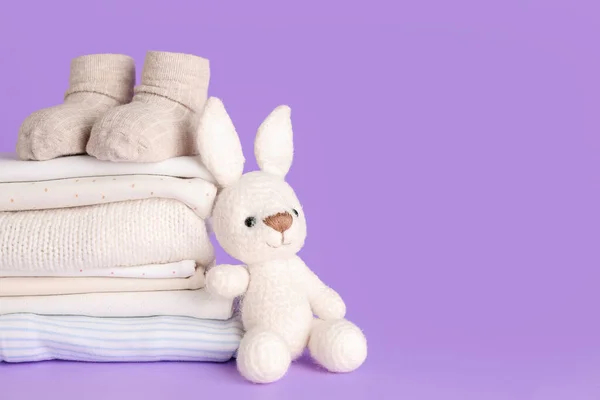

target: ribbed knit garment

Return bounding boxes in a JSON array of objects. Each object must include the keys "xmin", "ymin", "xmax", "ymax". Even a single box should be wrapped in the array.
[
  {"xmin": 16, "ymin": 54, "xmax": 135, "ymax": 161},
  {"xmin": 87, "ymin": 51, "xmax": 210, "ymax": 162},
  {"xmin": 0, "ymin": 198, "xmax": 214, "ymax": 273}
]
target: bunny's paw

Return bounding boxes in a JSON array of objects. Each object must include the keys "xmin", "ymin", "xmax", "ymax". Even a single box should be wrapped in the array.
[
  {"xmin": 205, "ymin": 264, "xmax": 249, "ymax": 299},
  {"xmin": 312, "ymin": 287, "xmax": 346, "ymax": 320}
]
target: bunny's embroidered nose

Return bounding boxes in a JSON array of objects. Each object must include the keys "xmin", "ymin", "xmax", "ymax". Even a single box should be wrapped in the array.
[{"xmin": 263, "ymin": 212, "xmax": 293, "ymax": 233}]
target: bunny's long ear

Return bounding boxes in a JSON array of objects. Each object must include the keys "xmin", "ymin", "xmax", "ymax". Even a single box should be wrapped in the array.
[
  {"xmin": 197, "ymin": 97, "xmax": 245, "ymax": 187},
  {"xmin": 254, "ymin": 105, "xmax": 293, "ymax": 178}
]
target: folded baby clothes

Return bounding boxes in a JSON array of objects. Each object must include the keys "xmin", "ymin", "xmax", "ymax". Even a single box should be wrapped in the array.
[
  {"xmin": 0, "ymin": 314, "xmax": 242, "ymax": 363},
  {"xmin": 0, "ymin": 152, "xmax": 238, "ymax": 365},
  {"xmin": 0, "ymin": 260, "xmax": 197, "ymax": 278},
  {"xmin": 0, "ymin": 289, "xmax": 233, "ymax": 320},
  {"xmin": 0, "ymin": 265, "xmax": 205, "ymax": 296},
  {"xmin": 0, "ymin": 153, "xmax": 215, "ymax": 184},
  {"xmin": 0, "ymin": 175, "xmax": 216, "ymax": 218},
  {"xmin": 0, "ymin": 198, "xmax": 214, "ymax": 273}
]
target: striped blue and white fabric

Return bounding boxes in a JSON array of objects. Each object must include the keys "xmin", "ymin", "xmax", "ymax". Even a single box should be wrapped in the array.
[{"xmin": 0, "ymin": 313, "xmax": 243, "ymax": 363}]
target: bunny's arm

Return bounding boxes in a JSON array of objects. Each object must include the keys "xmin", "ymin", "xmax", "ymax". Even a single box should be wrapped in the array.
[
  {"xmin": 205, "ymin": 264, "xmax": 249, "ymax": 299},
  {"xmin": 292, "ymin": 257, "xmax": 346, "ymax": 320}
]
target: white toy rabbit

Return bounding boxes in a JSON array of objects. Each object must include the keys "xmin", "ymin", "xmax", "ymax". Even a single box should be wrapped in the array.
[{"xmin": 198, "ymin": 97, "xmax": 367, "ymax": 384}]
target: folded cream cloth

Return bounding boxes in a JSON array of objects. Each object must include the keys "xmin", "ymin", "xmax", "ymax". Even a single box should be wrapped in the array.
[
  {"xmin": 0, "ymin": 198, "xmax": 214, "ymax": 273},
  {"xmin": 0, "ymin": 289, "xmax": 233, "ymax": 320},
  {"xmin": 0, "ymin": 174, "xmax": 216, "ymax": 218},
  {"xmin": 0, "ymin": 265, "xmax": 205, "ymax": 296},
  {"xmin": 0, "ymin": 153, "xmax": 215, "ymax": 184},
  {"xmin": 0, "ymin": 260, "xmax": 197, "ymax": 278}
]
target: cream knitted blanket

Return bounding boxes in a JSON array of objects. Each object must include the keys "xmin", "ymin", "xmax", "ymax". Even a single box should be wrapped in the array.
[{"xmin": 0, "ymin": 198, "xmax": 214, "ymax": 273}]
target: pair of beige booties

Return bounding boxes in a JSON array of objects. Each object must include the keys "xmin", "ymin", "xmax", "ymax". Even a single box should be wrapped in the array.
[{"xmin": 17, "ymin": 51, "xmax": 210, "ymax": 163}]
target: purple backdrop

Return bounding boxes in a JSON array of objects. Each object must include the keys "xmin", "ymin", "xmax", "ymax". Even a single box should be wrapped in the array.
[{"xmin": 1, "ymin": 1, "xmax": 599, "ymax": 399}]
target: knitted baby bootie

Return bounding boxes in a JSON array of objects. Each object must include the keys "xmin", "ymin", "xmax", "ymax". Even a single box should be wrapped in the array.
[
  {"xmin": 17, "ymin": 54, "xmax": 135, "ymax": 161},
  {"xmin": 87, "ymin": 51, "xmax": 210, "ymax": 162}
]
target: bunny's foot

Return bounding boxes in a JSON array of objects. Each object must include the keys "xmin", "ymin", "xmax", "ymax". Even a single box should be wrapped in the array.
[
  {"xmin": 308, "ymin": 319, "xmax": 367, "ymax": 373},
  {"xmin": 236, "ymin": 328, "xmax": 292, "ymax": 384}
]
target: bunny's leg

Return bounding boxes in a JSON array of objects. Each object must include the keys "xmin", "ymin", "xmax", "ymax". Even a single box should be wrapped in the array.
[
  {"xmin": 285, "ymin": 324, "xmax": 312, "ymax": 361},
  {"xmin": 236, "ymin": 328, "xmax": 292, "ymax": 384},
  {"xmin": 308, "ymin": 318, "xmax": 367, "ymax": 373}
]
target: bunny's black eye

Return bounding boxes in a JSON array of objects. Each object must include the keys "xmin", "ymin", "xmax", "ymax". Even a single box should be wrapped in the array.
[
  {"xmin": 244, "ymin": 217, "xmax": 257, "ymax": 227},
  {"xmin": 292, "ymin": 209, "xmax": 299, "ymax": 217}
]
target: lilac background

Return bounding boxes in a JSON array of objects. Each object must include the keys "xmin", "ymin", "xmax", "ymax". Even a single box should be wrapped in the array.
[{"xmin": 0, "ymin": 1, "xmax": 599, "ymax": 399}]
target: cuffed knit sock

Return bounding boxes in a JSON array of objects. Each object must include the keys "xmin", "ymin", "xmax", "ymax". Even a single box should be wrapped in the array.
[
  {"xmin": 16, "ymin": 54, "xmax": 135, "ymax": 161},
  {"xmin": 87, "ymin": 51, "xmax": 210, "ymax": 162}
]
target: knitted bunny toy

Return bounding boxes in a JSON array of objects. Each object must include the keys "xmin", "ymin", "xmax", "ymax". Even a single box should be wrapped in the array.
[{"xmin": 197, "ymin": 97, "xmax": 367, "ymax": 384}]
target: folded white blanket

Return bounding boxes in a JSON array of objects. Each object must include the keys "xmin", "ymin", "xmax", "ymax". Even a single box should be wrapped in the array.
[
  {"xmin": 0, "ymin": 153, "xmax": 215, "ymax": 184},
  {"xmin": 0, "ymin": 260, "xmax": 197, "ymax": 278},
  {"xmin": 0, "ymin": 198, "xmax": 214, "ymax": 273},
  {"xmin": 0, "ymin": 175, "xmax": 216, "ymax": 219},
  {"xmin": 0, "ymin": 266, "xmax": 205, "ymax": 296},
  {"xmin": 0, "ymin": 314, "xmax": 242, "ymax": 363},
  {"xmin": 0, "ymin": 289, "xmax": 233, "ymax": 320}
]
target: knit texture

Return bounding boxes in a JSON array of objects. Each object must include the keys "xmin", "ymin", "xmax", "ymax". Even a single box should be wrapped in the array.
[
  {"xmin": 199, "ymin": 97, "xmax": 367, "ymax": 384},
  {"xmin": 237, "ymin": 328, "xmax": 291, "ymax": 383},
  {"xmin": 87, "ymin": 51, "xmax": 210, "ymax": 162},
  {"xmin": 308, "ymin": 319, "xmax": 369, "ymax": 373},
  {"xmin": 16, "ymin": 54, "xmax": 135, "ymax": 161},
  {"xmin": 0, "ymin": 198, "xmax": 214, "ymax": 273}
]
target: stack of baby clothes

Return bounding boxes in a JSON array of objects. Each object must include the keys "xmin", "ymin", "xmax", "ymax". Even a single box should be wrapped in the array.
[
  {"xmin": 0, "ymin": 153, "xmax": 242, "ymax": 362},
  {"xmin": 0, "ymin": 51, "xmax": 242, "ymax": 363}
]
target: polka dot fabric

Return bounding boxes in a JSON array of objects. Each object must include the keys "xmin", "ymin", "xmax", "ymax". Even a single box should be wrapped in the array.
[{"xmin": 0, "ymin": 175, "xmax": 216, "ymax": 219}]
